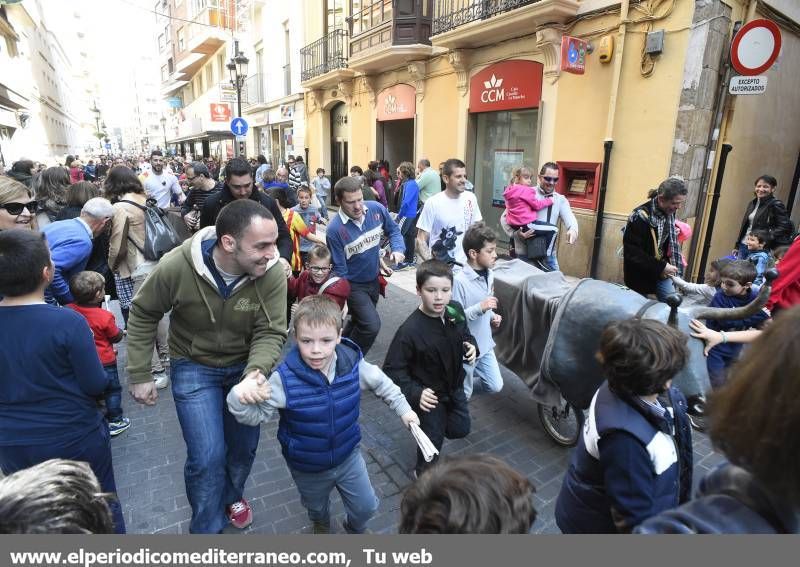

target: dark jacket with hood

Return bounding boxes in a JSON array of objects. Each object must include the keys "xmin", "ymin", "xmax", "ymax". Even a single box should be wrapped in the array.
[
  {"xmin": 735, "ymin": 194, "xmax": 794, "ymax": 249},
  {"xmin": 623, "ymin": 201, "xmax": 680, "ymax": 296},
  {"xmin": 125, "ymin": 226, "xmax": 288, "ymax": 385},
  {"xmin": 6, "ymin": 169, "xmax": 33, "ymax": 188},
  {"xmin": 635, "ymin": 463, "xmax": 798, "ymax": 534},
  {"xmin": 199, "ymin": 181, "xmax": 292, "ymax": 261}
]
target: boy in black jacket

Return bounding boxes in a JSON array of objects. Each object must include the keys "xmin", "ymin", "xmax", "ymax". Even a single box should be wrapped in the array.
[{"xmin": 384, "ymin": 260, "xmax": 478, "ymax": 476}]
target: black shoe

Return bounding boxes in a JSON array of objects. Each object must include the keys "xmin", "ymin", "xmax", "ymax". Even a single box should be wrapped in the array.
[{"xmin": 686, "ymin": 395, "xmax": 707, "ymax": 432}]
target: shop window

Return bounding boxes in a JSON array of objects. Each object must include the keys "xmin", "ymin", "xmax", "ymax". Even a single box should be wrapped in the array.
[{"xmin": 556, "ymin": 161, "xmax": 602, "ymax": 211}]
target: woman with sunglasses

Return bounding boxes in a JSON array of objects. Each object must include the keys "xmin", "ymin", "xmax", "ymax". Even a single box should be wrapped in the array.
[{"xmin": 0, "ymin": 177, "xmax": 37, "ymax": 232}]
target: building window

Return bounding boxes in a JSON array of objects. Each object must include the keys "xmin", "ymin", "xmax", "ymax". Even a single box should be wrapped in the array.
[
  {"xmin": 205, "ymin": 64, "xmax": 213, "ymax": 91},
  {"xmin": 158, "ymin": 33, "xmax": 165, "ymax": 51},
  {"xmin": 177, "ymin": 27, "xmax": 185, "ymax": 51},
  {"xmin": 218, "ymin": 52, "xmax": 225, "ymax": 81},
  {"xmin": 161, "ymin": 64, "xmax": 168, "ymax": 81}
]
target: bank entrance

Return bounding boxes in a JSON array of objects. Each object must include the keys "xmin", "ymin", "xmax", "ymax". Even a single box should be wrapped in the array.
[{"xmin": 376, "ymin": 84, "xmax": 416, "ymax": 171}]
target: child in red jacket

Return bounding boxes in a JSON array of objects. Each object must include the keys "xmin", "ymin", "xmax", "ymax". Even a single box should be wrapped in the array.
[{"xmin": 287, "ymin": 245, "xmax": 350, "ymax": 318}]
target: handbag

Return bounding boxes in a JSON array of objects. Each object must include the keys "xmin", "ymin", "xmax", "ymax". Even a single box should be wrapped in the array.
[{"xmin": 524, "ymin": 205, "xmax": 558, "ymax": 260}]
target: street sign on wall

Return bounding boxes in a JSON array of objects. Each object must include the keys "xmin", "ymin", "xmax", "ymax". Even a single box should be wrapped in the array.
[
  {"xmin": 219, "ymin": 82, "xmax": 237, "ymax": 103},
  {"xmin": 730, "ymin": 19, "xmax": 782, "ymax": 76},
  {"xmin": 210, "ymin": 103, "xmax": 231, "ymax": 122},
  {"xmin": 729, "ymin": 75, "xmax": 767, "ymax": 95},
  {"xmin": 561, "ymin": 35, "xmax": 588, "ymax": 75}
]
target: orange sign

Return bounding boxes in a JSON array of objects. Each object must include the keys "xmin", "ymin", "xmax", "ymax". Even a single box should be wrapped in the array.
[
  {"xmin": 210, "ymin": 103, "xmax": 231, "ymax": 122},
  {"xmin": 376, "ymin": 84, "xmax": 416, "ymax": 121},
  {"xmin": 469, "ymin": 60, "xmax": 543, "ymax": 113}
]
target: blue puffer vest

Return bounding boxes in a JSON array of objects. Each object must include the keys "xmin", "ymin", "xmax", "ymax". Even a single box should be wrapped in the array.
[
  {"xmin": 555, "ymin": 382, "xmax": 692, "ymax": 533},
  {"xmin": 277, "ymin": 338, "xmax": 362, "ymax": 473}
]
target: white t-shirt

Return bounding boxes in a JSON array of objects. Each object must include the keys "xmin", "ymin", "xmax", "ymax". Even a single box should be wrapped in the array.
[
  {"xmin": 417, "ymin": 190, "xmax": 482, "ymax": 266},
  {"xmin": 143, "ymin": 172, "xmax": 182, "ymax": 208}
]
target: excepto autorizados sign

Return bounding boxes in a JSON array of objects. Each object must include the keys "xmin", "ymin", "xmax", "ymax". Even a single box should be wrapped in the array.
[{"xmin": 729, "ymin": 75, "xmax": 768, "ymax": 95}]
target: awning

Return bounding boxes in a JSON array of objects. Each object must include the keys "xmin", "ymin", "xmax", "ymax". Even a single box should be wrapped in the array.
[{"xmin": 167, "ymin": 130, "xmax": 234, "ymax": 144}]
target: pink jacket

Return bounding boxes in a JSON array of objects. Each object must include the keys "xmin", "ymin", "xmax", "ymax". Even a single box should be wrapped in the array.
[{"xmin": 503, "ymin": 184, "xmax": 554, "ymax": 226}]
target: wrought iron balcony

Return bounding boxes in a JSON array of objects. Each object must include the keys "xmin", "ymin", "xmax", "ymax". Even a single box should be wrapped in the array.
[
  {"xmin": 431, "ymin": 0, "xmax": 578, "ymax": 49},
  {"xmin": 300, "ymin": 29, "xmax": 349, "ymax": 83},
  {"xmin": 432, "ymin": 0, "xmax": 540, "ymax": 34}
]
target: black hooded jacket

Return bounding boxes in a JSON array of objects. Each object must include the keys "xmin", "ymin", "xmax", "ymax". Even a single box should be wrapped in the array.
[{"xmin": 199, "ymin": 183, "xmax": 292, "ymax": 262}]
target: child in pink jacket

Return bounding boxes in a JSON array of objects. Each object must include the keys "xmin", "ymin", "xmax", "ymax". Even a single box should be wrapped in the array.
[{"xmin": 503, "ymin": 166, "xmax": 554, "ymax": 230}]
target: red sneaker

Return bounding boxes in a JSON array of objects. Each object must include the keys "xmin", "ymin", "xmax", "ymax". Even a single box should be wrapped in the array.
[{"xmin": 227, "ymin": 499, "xmax": 253, "ymax": 529}]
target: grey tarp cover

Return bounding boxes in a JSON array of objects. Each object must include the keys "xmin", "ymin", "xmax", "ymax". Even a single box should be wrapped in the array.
[
  {"xmin": 492, "ymin": 260, "xmax": 577, "ymax": 408},
  {"xmin": 493, "ymin": 261, "xmax": 710, "ymax": 412}
]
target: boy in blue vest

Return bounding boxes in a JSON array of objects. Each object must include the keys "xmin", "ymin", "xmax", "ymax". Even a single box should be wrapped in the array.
[
  {"xmin": 554, "ymin": 319, "xmax": 693, "ymax": 533},
  {"xmin": 226, "ymin": 295, "xmax": 419, "ymax": 534}
]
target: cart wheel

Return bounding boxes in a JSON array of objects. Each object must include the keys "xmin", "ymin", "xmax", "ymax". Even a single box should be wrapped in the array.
[{"xmin": 537, "ymin": 399, "xmax": 585, "ymax": 447}]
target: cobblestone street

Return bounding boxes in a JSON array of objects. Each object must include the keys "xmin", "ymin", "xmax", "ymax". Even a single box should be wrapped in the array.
[{"xmin": 111, "ymin": 276, "xmax": 723, "ymax": 535}]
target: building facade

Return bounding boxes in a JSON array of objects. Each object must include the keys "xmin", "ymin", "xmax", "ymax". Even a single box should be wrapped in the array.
[
  {"xmin": 301, "ymin": 0, "xmax": 800, "ymax": 281},
  {"xmin": 159, "ymin": 0, "xmax": 242, "ymax": 160}
]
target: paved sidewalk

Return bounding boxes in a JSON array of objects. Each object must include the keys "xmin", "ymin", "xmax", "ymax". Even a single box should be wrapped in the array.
[{"xmin": 110, "ymin": 274, "xmax": 722, "ymax": 534}]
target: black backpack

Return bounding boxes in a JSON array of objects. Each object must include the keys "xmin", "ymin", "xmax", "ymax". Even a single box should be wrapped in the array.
[{"xmin": 120, "ymin": 199, "xmax": 182, "ymax": 261}]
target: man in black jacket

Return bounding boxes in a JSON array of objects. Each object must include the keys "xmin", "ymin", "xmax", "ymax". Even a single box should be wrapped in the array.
[
  {"xmin": 200, "ymin": 158, "xmax": 292, "ymax": 264},
  {"xmin": 623, "ymin": 177, "xmax": 688, "ymax": 301}
]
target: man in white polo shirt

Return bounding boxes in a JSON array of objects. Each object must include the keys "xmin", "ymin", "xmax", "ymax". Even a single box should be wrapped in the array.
[{"xmin": 142, "ymin": 150, "xmax": 184, "ymax": 208}]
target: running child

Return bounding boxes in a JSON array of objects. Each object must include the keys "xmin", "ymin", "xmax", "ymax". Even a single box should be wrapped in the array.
[
  {"xmin": 452, "ymin": 222, "xmax": 503, "ymax": 399},
  {"xmin": 287, "ymin": 245, "xmax": 350, "ymax": 316},
  {"xmin": 67, "ymin": 271, "xmax": 130, "ymax": 437},
  {"xmin": 383, "ymin": 260, "xmax": 478, "ymax": 476},
  {"xmin": 226, "ymin": 295, "xmax": 419, "ymax": 534}
]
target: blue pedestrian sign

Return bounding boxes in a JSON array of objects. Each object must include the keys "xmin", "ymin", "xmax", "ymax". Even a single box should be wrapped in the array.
[
  {"xmin": 105, "ymin": 143, "xmax": 112, "ymax": 150},
  {"xmin": 230, "ymin": 117, "xmax": 249, "ymax": 137}
]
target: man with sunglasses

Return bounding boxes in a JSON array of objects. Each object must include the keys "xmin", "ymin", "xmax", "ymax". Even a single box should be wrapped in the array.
[
  {"xmin": 501, "ymin": 161, "xmax": 579, "ymax": 271},
  {"xmin": 142, "ymin": 150, "xmax": 184, "ymax": 208},
  {"xmin": 181, "ymin": 162, "xmax": 222, "ymax": 233}
]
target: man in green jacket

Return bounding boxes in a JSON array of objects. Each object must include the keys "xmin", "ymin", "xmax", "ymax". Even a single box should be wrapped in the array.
[{"xmin": 127, "ymin": 199, "xmax": 287, "ymax": 534}]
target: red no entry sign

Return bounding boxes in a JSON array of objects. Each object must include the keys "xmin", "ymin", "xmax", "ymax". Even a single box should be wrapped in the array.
[{"xmin": 730, "ymin": 19, "xmax": 782, "ymax": 76}]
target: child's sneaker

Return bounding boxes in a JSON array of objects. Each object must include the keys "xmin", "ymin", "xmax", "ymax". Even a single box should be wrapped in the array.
[
  {"xmin": 227, "ymin": 499, "xmax": 253, "ymax": 529},
  {"xmin": 108, "ymin": 417, "xmax": 131, "ymax": 437}
]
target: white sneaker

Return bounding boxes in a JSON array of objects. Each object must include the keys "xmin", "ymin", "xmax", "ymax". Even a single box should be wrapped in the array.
[{"xmin": 153, "ymin": 372, "xmax": 170, "ymax": 390}]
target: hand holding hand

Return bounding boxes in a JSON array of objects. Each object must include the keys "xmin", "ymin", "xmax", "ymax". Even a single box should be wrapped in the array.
[
  {"xmin": 401, "ymin": 411, "xmax": 420, "ymax": 429},
  {"xmin": 480, "ymin": 296, "xmax": 498, "ymax": 312},
  {"xmin": 463, "ymin": 342, "xmax": 477, "ymax": 365},
  {"xmin": 491, "ymin": 314, "xmax": 502, "ymax": 328},
  {"xmin": 235, "ymin": 370, "xmax": 271, "ymax": 404},
  {"xmin": 129, "ymin": 381, "xmax": 158, "ymax": 406},
  {"xmin": 662, "ymin": 264, "xmax": 679, "ymax": 278},
  {"xmin": 419, "ymin": 388, "xmax": 438, "ymax": 412}
]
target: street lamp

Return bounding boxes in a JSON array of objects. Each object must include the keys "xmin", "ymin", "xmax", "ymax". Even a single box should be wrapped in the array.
[
  {"xmin": 227, "ymin": 39, "xmax": 249, "ymax": 157},
  {"xmin": 160, "ymin": 116, "xmax": 167, "ymax": 152},
  {"xmin": 90, "ymin": 102, "xmax": 103, "ymax": 151}
]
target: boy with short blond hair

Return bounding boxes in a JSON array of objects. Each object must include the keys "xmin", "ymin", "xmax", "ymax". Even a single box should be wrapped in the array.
[
  {"xmin": 226, "ymin": 295, "xmax": 418, "ymax": 534},
  {"xmin": 453, "ymin": 222, "xmax": 503, "ymax": 399}
]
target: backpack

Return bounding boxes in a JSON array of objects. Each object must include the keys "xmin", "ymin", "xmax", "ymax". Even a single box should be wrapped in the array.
[{"xmin": 120, "ymin": 199, "xmax": 182, "ymax": 261}]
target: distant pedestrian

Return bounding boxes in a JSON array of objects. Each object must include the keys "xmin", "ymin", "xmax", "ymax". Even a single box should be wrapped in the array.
[
  {"xmin": 312, "ymin": 168, "xmax": 331, "ymax": 219},
  {"xmin": 140, "ymin": 150, "xmax": 183, "ymax": 208}
]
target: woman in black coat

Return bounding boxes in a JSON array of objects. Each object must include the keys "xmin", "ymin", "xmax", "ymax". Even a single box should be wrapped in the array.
[{"xmin": 734, "ymin": 174, "xmax": 793, "ymax": 259}]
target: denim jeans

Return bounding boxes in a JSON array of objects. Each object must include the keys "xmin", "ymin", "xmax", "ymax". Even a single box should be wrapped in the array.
[
  {"xmin": 0, "ymin": 425, "xmax": 126, "ymax": 533},
  {"xmin": 344, "ymin": 280, "xmax": 381, "ymax": 355},
  {"xmin": 463, "ymin": 350, "xmax": 504, "ymax": 400},
  {"xmin": 655, "ymin": 277, "xmax": 678, "ymax": 303},
  {"xmin": 417, "ymin": 388, "xmax": 471, "ymax": 475},
  {"xmin": 399, "ymin": 216, "xmax": 417, "ymax": 264},
  {"xmin": 103, "ymin": 363, "xmax": 123, "ymax": 421},
  {"xmin": 317, "ymin": 194, "xmax": 328, "ymax": 220},
  {"xmin": 545, "ymin": 253, "xmax": 560, "ymax": 271},
  {"xmin": 170, "ymin": 358, "xmax": 260, "ymax": 534},
  {"xmin": 289, "ymin": 448, "xmax": 379, "ymax": 533},
  {"xmin": 706, "ymin": 343, "xmax": 743, "ymax": 389}
]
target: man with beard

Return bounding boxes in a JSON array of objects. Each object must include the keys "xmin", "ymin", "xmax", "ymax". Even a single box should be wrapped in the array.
[
  {"xmin": 142, "ymin": 150, "xmax": 183, "ymax": 208},
  {"xmin": 126, "ymin": 199, "xmax": 288, "ymax": 533}
]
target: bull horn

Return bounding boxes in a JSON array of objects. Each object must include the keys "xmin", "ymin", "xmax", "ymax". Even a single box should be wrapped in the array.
[{"xmin": 689, "ymin": 268, "xmax": 779, "ymax": 320}]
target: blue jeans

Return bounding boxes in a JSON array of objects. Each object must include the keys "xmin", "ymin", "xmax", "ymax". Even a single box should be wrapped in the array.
[
  {"xmin": 170, "ymin": 358, "xmax": 260, "ymax": 534},
  {"xmin": 463, "ymin": 350, "xmax": 504, "ymax": 400},
  {"xmin": 103, "ymin": 363, "xmax": 123, "ymax": 421},
  {"xmin": 706, "ymin": 343, "xmax": 743, "ymax": 389},
  {"xmin": 289, "ymin": 448, "xmax": 378, "ymax": 533},
  {"xmin": 655, "ymin": 277, "xmax": 677, "ymax": 302},
  {"xmin": 317, "ymin": 194, "xmax": 329, "ymax": 219},
  {"xmin": 0, "ymin": 425, "xmax": 126, "ymax": 533},
  {"xmin": 344, "ymin": 280, "xmax": 381, "ymax": 355},
  {"xmin": 545, "ymin": 253, "xmax": 559, "ymax": 271}
]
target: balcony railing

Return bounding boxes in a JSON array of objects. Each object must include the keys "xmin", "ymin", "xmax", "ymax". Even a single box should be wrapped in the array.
[
  {"xmin": 348, "ymin": 0, "xmax": 433, "ymax": 64},
  {"xmin": 300, "ymin": 28, "xmax": 349, "ymax": 82},
  {"xmin": 432, "ymin": 0, "xmax": 540, "ymax": 35}
]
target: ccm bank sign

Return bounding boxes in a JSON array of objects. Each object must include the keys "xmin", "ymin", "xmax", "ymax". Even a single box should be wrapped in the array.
[{"xmin": 469, "ymin": 60, "xmax": 544, "ymax": 113}]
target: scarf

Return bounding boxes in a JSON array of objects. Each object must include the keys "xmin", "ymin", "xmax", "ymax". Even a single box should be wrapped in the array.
[{"xmin": 648, "ymin": 198, "xmax": 684, "ymax": 277}]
